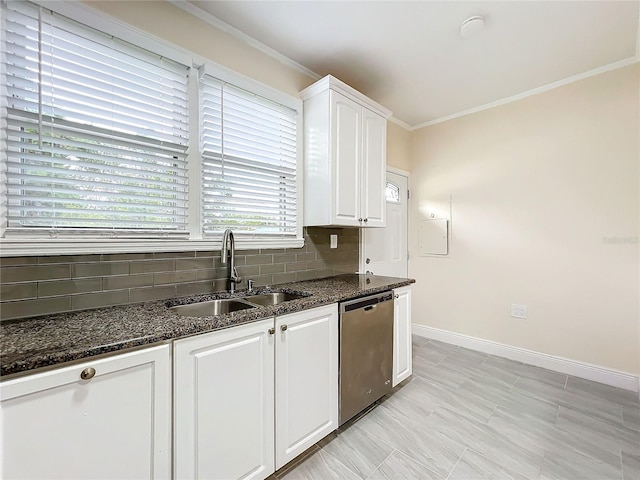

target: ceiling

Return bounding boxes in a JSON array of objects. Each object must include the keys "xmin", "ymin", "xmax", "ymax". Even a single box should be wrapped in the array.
[{"xmin": 183, "ymin": 1, "xmax": 640, "ymax": 129}]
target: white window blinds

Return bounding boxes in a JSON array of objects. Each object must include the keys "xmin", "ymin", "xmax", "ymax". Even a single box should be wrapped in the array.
[
  {"xmin": 200, "ymin": 75, "xmax": 298, "ymax": 237},
  {"xmin": 2, "ymin": 1, "xmax": 190, "ymax": 236}
]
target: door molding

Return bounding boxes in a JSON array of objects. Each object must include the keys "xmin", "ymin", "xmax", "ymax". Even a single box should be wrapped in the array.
[{"xmin": 386, "ymin": 166, "xmax": 410, "ymax": 177}]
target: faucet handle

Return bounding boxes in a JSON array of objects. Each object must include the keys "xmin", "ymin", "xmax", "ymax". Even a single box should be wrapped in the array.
[
  {"xmin": 247, "ymin": 279, "xmax": 255, "ymax": 292},
  {"xmin": 230, "ymin": 267, "xmax": 242, "ymax": 285}
]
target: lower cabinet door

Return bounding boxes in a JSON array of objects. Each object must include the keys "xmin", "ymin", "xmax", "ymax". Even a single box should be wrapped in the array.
[
  {"xmin": 0, "ymin": 344, "xmax": 171, "ymax": 480},
  {"xmin": 393, "ymin": 285, "xmax": 413, "ymax": 386},
  {"xmin": 275, "ymin": 304, "xmax": 339, "ymax": 469},
  {"xmin": 173, "ymin": 318, "xmax": 275, "ymax": 480}
]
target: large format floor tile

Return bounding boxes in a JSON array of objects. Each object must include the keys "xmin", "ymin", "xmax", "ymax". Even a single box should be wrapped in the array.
[
  {"xmin": 278, "ymin": 335, "xmax": 640, "ymax": 480},
  {"xmin": 448, "ymin": 448, "xmax": 530, "ymax": 480},
  {"xmin": 277, "ymin": 447, "xmax": 361, "ymax": 480},
  {"xmin": 355, "ymin": 402, "xmax": 465, "ymax": 478},
  {"xmin": 622, "ymin": 404, "xmax": 640, "ymax": 431},
  {"xmin": 621, "ymin": 450, "xmax": 640, "ymax": 480},
  {"xmin": 368, "ymin": 450, "xmax": 442, "ymax": 480},
  {"xmin": 538, "ymin": 447, "xmax": 622, "ymax": 480},
  {"xmin": 318, "ymin": 424, "xmax": 394, "ymax": 479}
]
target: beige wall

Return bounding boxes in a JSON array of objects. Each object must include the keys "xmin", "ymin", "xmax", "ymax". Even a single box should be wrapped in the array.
[
  {"xmin": 386, "ymin": 121, "xmax": 411, "ymax": 171},
  {"xmin": 409, "ymin": 64, "xmax": 639, "ymax": 374},
  {"xmin": 85, "ymin": 0, "xmax": 407, "ymax": 171},
  {"xmin": 84, "ymin": 1, "xmax": 315, "ymax": 96}
]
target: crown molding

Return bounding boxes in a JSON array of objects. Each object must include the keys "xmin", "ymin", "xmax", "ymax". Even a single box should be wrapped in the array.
[
  {"xmin": 388, "ymin": 116, "xmax": 412, "ymax": 131},
  {"xmin": 169, "ymin": 0, "xmax": 321, "ymax": 82},
  {"xmin": 411, "ymin": 56, "xmax": 640, "ymax": 131},
  {"xmin": 300, "ymin": 74, "xmax": 392, "ymax": 118}
]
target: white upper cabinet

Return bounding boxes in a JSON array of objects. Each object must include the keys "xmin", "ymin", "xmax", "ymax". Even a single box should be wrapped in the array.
[
  {"xmin": 301, "ymin": 75, "xmax": 391, "ymax": 227},
  {"xmin": 361, "ymin": 108, "xmax": 387, "ymax": 226}
]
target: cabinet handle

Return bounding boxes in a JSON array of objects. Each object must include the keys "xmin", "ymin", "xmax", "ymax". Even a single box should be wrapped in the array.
[
  {"xmin": 280, "ymin": 324, "xmax": 288, "ymax": 332},
  {"xmin": 80, "ymin": 367, "xmax": 96, "ymax": 380},
  {"xmin": 358, "ymin": 218, "xmax": 363, "ymax": 222},
  {"xmin": 364, "ymin": 218, "xmax": 368, "ymax": 223},
  {"xmin": 395, "ymin": 294, "xmax": 400, "ymax": 299},
  {"xmin": 268, "ymin": 327, "xmax": 275, "ymax": 335}
]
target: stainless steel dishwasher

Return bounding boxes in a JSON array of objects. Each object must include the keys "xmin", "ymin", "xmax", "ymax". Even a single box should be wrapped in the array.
[{"xmin": 339, "ymin": 291, "xmax": 394, "ymax": 425}]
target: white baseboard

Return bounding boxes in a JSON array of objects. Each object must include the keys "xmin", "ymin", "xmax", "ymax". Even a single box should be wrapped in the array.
[{"xmin": 412, "ymin": 324, "xmax": 639, "ymax": 393}]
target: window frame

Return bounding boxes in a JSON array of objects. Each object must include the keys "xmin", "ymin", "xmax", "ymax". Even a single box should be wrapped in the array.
[
  {"xmin": 385, "ymin": 181, "xmax": 401, "ymax": 204},
  {"xmin": 0, "ymin": 0, "xmax": 304, "ymax": 256},
  {"xmin": 198, "ymin": 66, "xmax": 300, "ymax": 239}
]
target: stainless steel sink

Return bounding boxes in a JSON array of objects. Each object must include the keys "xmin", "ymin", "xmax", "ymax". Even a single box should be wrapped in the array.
[
  {"xmin": 241, "ymin": 292, "xmax": 307, "ymax": 306},
  {"xmin": 170, "ymin": 298, "xmax": 255, "ymax": 317},
  {"xmin": 169, "ymin": 291, "xmax": 309, "ymax": 317}
]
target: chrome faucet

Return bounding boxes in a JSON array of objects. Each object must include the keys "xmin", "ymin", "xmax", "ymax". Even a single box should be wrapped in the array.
[{"xmin": 221, "ymin": 229, "xmax": 242, "ymax": 293}]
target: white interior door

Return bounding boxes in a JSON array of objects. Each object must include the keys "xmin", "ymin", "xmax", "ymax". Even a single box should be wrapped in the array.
[{"xmin": 361, "ymin": 170, "xmax": 408, "ymax": 277}]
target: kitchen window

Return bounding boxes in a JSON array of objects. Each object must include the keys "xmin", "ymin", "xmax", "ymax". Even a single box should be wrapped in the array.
[
  {"xmin": 0, "ymin": 0, "xmax": 303, "ymax": 255},
  {"xmin": 2, "ymin": 0, "xmax": 190, "ymax": 238},
  {"xmin": 200, "ymin": 75, "xmax": 298, "ymax": 238}
]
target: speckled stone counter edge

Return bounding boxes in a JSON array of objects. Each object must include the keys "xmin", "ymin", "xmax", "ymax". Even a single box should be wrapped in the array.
[{"xmin": 1, "ymin": 274, "xmax": 414, "ymax": 377}]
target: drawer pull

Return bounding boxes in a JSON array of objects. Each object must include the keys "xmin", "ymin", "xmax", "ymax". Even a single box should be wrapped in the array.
[
  {"xmin": 80, "ymin": 367, "xmax": 96, "ymax": 380},
  {"xmin": 268, "ymin": 327, "xmax": 275, "ymax": 335},
  {"xmin": 281, "ymin": 324, "xmax": 288, "ymax": 332}
]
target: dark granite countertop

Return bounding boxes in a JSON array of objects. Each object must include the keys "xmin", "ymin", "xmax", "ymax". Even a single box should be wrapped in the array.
[{"xmin": 1, "ymin": 274, "xmax": 414, "ymax": 377}]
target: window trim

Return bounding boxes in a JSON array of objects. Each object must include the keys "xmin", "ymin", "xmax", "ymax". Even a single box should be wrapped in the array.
[{"xmin": 0, "ymin": 0, "xmax": 304, "ymax": 256}]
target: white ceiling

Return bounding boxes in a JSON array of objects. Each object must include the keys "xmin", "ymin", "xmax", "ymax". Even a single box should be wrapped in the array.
[{"xmin": 183, "ymin": 1, "xmax": 640, "ymax": 128}]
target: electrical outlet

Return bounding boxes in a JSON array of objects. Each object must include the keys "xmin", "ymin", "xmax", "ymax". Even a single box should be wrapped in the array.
[
  {"xmin": 330, "ymin": 234, "xmax": 338, "ymax": 249},
  {"xmin": 511, "ymin": 304, "xmax": 527, "ymax": 319}
]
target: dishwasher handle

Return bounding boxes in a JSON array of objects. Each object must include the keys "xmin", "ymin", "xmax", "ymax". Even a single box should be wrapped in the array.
[{"xmin": 340, "ymin": 291, "xmax": 393, "ymax": 313}]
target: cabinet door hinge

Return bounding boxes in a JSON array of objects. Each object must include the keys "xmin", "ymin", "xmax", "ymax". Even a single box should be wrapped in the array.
[{"xmin": 407, "ymin": 189, "xmax": 410, "ymax": 199}]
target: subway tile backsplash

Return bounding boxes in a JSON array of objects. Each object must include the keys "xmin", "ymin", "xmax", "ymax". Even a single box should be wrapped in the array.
[{"xmin": 0, "ymin": 228, "xmax": 359, "ymax": 321}]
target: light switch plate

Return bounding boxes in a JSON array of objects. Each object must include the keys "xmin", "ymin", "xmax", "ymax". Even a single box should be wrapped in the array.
[{"xmin": 330, "ymin": 234, "xmax": 338, "ymax": 249}]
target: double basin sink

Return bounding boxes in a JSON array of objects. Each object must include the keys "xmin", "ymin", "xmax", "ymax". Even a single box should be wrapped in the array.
[{"xmin": 169, "ymin": 291, "xmax": 308, "ymax": 317}]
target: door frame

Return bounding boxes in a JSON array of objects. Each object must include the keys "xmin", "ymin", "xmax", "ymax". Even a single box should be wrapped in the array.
[{"xmin": 359, "ymin": 166, "xmax": 410, "ymax": 275}]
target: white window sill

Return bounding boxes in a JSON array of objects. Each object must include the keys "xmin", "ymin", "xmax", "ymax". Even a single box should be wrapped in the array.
[{"xmin": 0, "ymin": 237, "xmax": 305, "ymax": 256}]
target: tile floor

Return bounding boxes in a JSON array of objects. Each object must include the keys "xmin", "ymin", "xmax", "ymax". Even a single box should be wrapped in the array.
[{"xmin": 275, "ymin": 335, "xmax": 640, "ymax": 480}]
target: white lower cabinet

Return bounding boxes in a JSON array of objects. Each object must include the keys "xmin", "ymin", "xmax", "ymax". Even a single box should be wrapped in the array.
[
  {"xmin": 173, "ymin": 318, "xmax": 275, "ymax": 480},
  {"xmin": 393, "ymin": 285, "xmax": 413, "ymax": 386},
  {"xmin": 173, "ymin": 303, "xmax": 339, "ymax": 480},
  {"xmin": 275, "ymin": 304, "xmax": 339, "ymax": 469},
  {"xmin": 0, "ymin": 344, "xmax": 172, "ymax": 480}
]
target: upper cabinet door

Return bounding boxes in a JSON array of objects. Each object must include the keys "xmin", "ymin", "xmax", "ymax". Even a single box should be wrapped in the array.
[
  {"xmin": 361, "ymin": 109, "xmax": 386, "ymax": 227},
  {"xmin": 1, "ymin": 345, "xmax": 171, "ymax": 480},
  {"xmin": 301, "ymin": 75, "xmax": 391, "ymax": 228},
  {"xmin": 331, "ymin": 91, "xmax": 362, "ymax": 226}
]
